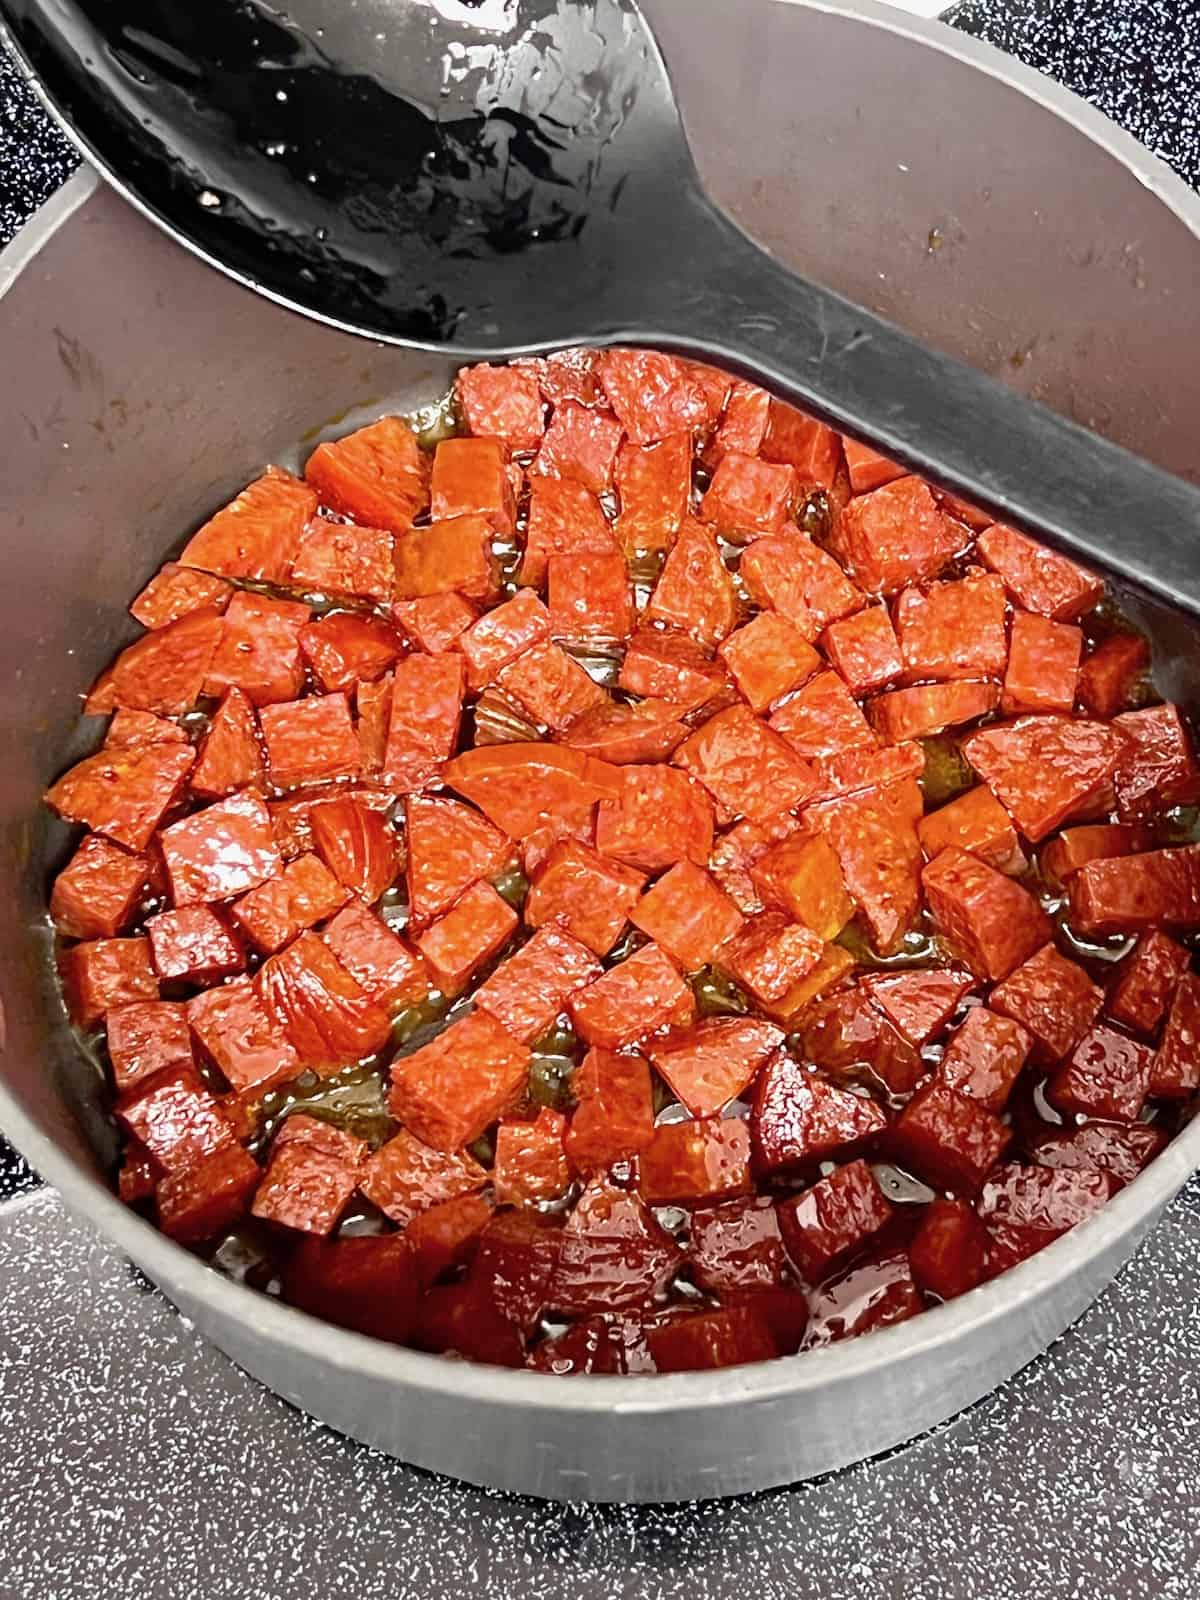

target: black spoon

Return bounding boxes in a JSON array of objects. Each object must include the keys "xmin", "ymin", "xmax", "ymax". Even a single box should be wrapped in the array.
[{"xmin": 4, "ymin": 0, "xmax": 1199, "ymax": 614}]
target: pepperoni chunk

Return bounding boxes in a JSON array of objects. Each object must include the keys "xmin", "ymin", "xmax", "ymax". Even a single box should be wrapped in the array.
[
  {"xmin": 130, "ymin": 562, "xmax": 233, "ymax": 630},
  {"xmin": 1077, "ymin": 633, "xmax": 1150, "ymax": 719},
  {"xmin": 861, "ymin": 968, "xmax": 974, "ymax": 1047},
  {"xmin": 147, "ymin": 905, "xmax": 245, "ymax": 985},
  {"xmin": 231, "ymin": 853, "xmax": 348, "ymax": 953},
  {"xmin": 494, "ymin": 1109, "xmax": 571, "ymax": 1205},
  {"xmin": 989, "ymin": 943, "xmax": 1103, "ymax": 1063},
  {"xmin": 830, "ymin": 476, "xmax": 959, "ymax": 595},
  {"xmin": 321, "ymin": 901, "xmax": 429, "ymax": 1011},
  {"xmin": 160, "ymin": 789, "xmax": 281, "ymax": 905},
  {"xmin": 909, "ymin": 1198, "xmax": 988, "ymax": 1301},
  {"xmin": 205, "ymin": 591, "xmax": 310, "ymax": 706},
  {"xmin": 595, "ymin": 763, "xmax": 714, "ymax": 873},
  {"xmin": 289, "ymin": 517, "xmax": 395, "ymax": 603},
  {"xmin": 649, "ymin": 1017, "xmax": 782, "ymax": 1119},
  {"xmin": 718, "ymin": 611, "xmax": 822, "ymax": 714},
  {"xmin": 256, "ymin": 932, "xmax": 392, "ymax": 1068},
  {"xmin": 309, "ymin": 797, "xmax": 397, "ymax": 903},
  {"xmin": 871, "ymin": 681, "xmax": 999, "ymax": 744},
  {"xmin": 383, "ymin": 654, "xmax": 465, "ymax": 791},
  {"xmin": 618, "ymin": 626, "xmax": 731, "ymax": 713},
  {"xmin": 564, "ymin": 1047, "xmax": 655, "ymax": 1174},
  {"xmin": 673, "ymin": 704, "xmax": 816, "ymax": 824},
  {"xmin": 430, "ymin": 436, "xmax": 516, "ymax": 534},
  {"xmin": 768, "ymin": 670, "xmax": 876, "ymax": 759},
  {"xmin": 533, "ymin": 402, "xmax": 623, "ymax": 494},
  {"xmin": 822, "ymin": 605, "xmax": 902, "ymax": 696},
  {"xmin": 976, "ymin": 523, "xmax": 1103, "ymax": 621},
  {"xmin": 525, "ymin": 839, "xmax": 645, "ymax": 957},
  {"xmin": 1149, "ymin": 973, "xmax": 1200, "ymax": 1099},
  {"xmin": 719, "ymin": 911, "xmax": 823, "ymax": 1005},
  {"xmin": 688, "ymin": 1195, "xmax": 787, "ymax": 1294},
  {"xmin": 644, "ymin": 518, "xmax": 739, "ymax": 646},
  {"xmin": 567, "ymin": 942, "xmax": 694, "ymax": 1048},
  {"xmin": 187, "ymin": 974, "xmax": 301, "ymax": 1091},
  {"xmin": 596, "ymin": 349, "xmax": 710, "ymax": 444},
  {"xmin": 361, "ymin": 1129, "xmax": 487, "ymax": 1227},
  {"xmin": 392, "ymin": 592, "xmax": 478, "ymax": 656},
  {"xmin": 520, "ymin": 477, "xmax": 616, "ymax": 588},
  {"xmin": 260, "ymin": 692, "xmax": 361, "ymax": 790},
  {"xmin": 474, "ymin": 923, "xmax": 601, "ymax": 1043},
  {"xmin": 962, "ymin": 716, "xmax": 1129, "ymax": 842},
  {"xmin": 699, "ymin": 451, "xmax": 797, "ymax": 540},
  {"xmin": 456, "ymin": 589, "xmax": 552, "ymax": 690},
  {"xmin": 305, "ymin": 416, "xmax": 428, "ymax": 532},
  {"xmin": 923, "ymin": 847, "xmax": 1052, "ymax": 981},
  {"xmin": 1002, "ymin": 612, "xmax": 1082, "ymax": 715},
  {"xmin": 192, "ymin": 687, "xmax": 265, "ymax": 799},
  {"xmin": 50, "ymin": 834, "xmax": 152, "ymax": 941},
  {"xmin": 394, "ymin": 514, "xmax": 498, "ymax": 603},
  {"xmin": 252, "ymin": 1115, "xmax": 368, "ymax": 1235},
  {"xmin": 547, "ymin": 551, "xmax": 634, "ymax": 644},
  {"xmin": 1107, "ymin": 930, "xmax": 1190, "ymax": 1035},
  {"xmin": 778, "ymin": 1160, "xmax": 892, "ymax": 1281},
  {"xmin": 917, "ymin": 786, "xmax": 1022, "ymax": 871},
  {"xmin": 456, "ymin": 363, "xmax": 544, "ymax": 448},
  {"xmin": 389, "ymin": 1009, "xmax": 531, "ymax": 1151},
  {"xmin": 614, "ymin": 433, "xmax": 691, "ymax": 552},
  {"xmin": 894, "ymin": 571, "xmax": 1008, "ymax": 683},
  {"xmin": 416, "ymin": 880, "xmax": 518, "ymax": 997},
  {"xmin": 180, "ymin": 466, "xmax": 315, "ymax": 582},
  {"xmin": 298, "ymin": 613, "xmax": 403, "ymax": 693},
  {"xmin": 444, "ymin": 742, "xmax": 621, "ymax": 841},
  {"xmin": 1048, "ymin": 1023, "xmax": 1153, "ymax": 1122},
  {"xmin": 630, "ymin": 861, "xmax": 744, "ymax": 972},
  {"xmin": 888, "ymin": 1079, "xmax": 1010, "ymax": 1195},
  {"xmin": 638, "ymin": 1117, "xmax": 753, "ymax": 1205},
  {"xmin": 741, "ymin": 531, "xmax": 863, "ymax": 636},
  {"xmin": 937, "ymin": 1006, "xmax": 1031, "ymax": 1111},
  {"xmin": 1068, "ymin": 845, "xmax": 1200, "ymax": 935}
]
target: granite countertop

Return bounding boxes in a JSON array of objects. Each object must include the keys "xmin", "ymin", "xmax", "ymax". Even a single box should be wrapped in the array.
[{"xmin": 2, "ymin": 8, "xmax": 1200, "ymax": 1596}]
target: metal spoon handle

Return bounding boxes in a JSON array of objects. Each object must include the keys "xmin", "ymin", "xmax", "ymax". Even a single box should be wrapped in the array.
[{"xmin": 626, "ymin": 192, "xmax": 1200, "ymax": 613}]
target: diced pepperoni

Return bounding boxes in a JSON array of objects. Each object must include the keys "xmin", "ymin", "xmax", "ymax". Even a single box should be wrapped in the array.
[
  {"xmin": 821, "ymin": 604, "xmax": 902, "ymax": 697},
  {"xmin": 256, "ymin": 931, "xmax": 392, "ymax": 1068},
  {"xmin": 842, "ymin": 438, "xmax": 904, "ymax": 495},
  {"xmin": 1041, "ymin": 823, "xmax": 1151, "ymax": 885},
  {"xmin": 160, "ymin": 789, "xmax": 281, "ymax": 905},
  {"xmin": 938, "ymin": 1006, "xmax": 1031, "ymax": 1111},
  {"xmin": 741, "ymin": 531, "xmax": 864, "ymax": 635},
  {"xmin": 979, "ymin": 1162, "xmax": 1117, "ymax": 1275},
  {"xmin": 404, "ymin": 794, "xmax": 512, "ymax": 927},
  {"xmin": 755, "ymin": 1049, "xmax": 889, "ymax": 1177},
  {"xmin": 630, "ymin": 860, "xmax": 744, "ymax": 971},
  {"xmin": 116, "ymin": 1064, "xmax": 236, "ymax": 1173},
  {"xmin": 806, "ymin": 739, "xmax": 925, "ymax": 806},
  {"xmin": 962, "ymin": 716, "xmax": 1129, "ymax": 842},
  {"xmin": 804, "ymin": 1250, "xmax": 922, "ymax": 1346},
  {"xmin": 894, "ymin": 570, "xmax": 1008, "ymax": 682},
  {"xmin": 516, "ymin": 347, "xmax": 602, "ymax": 407},
  {"xmin": 231, "ymin": 852, "xmax": 348, "ymax": 953},
  {"xmin": 50, "ymin": 834, "xmax": 152, "ymax": 941},
  {"xmin": 104, "ymin": 708, "xmax": 188, "ymax": 750},
  {"xmin": 614, "ymin": 433, "xmax": 692, "ymax": 551},
  {"xmin": 356, "ymin": 675, "xmax": 392, "ymax": 779},
  {"xmin": 595, "ymin": 762, "xmax": 714, "ymax": 873},
  {"xmin": 389, "ymin": 1009, "xmax": 531, "ymax": 1151},
  {"xmin": 180, "ymin": 466, "xmax": 315, "ymax": 581},
  {"xmin": 119, "ymin": 1146, "xmax": 165, "ymax": 1208},
  {"xmin": 648, "ymin": 1304, "xmax": 779, "ymax": 1372},
  {"xmin": 282, "ymin": 1233, "xmax": 421, "ymax": 1344},
  {"xmin": 564, "ymin": 1046, "xmax": 655, "ymax": 1173},
  {"xmin": 718, "ymin": 611, "xmax": 822, "ymax": 714},
  {"xmin": 187, "ymin": 973, "xmax": 302, "ymax": 1090},
  {"xmin": 474, "ymin": 923, "xmax": 600, "ymax": 1043},
  {"xmin": 1107, "ymin": 930, "xmax": 1190, "ymax": 1035},
  {"xmin": 644, "ymin": 518, "xmax": 738, "ymax": 646},
  {"xmin": 444, "ymin": 741, "xmax": 621, "ymax": 840},
  {"xmin": 267, "ymin": 785, "xmax": 394, "ymax": 860},
  {"xmin": 649, "ymin": 1016, "xmax": 782, "ymax": 1118},
  {"xmin": 917, "ymin": 786, "xmax": 1021, "ymax": 871},
  {"xmin": 525, "ymin": 839, "xmax": 645, "ymax": 957},
  {"xmin": 549, "ymin": 1178, "xmax": 682, "ymax": 1315},
  {"xmin": 416, "ymin": 880, "xmax": 518, "ymax": 997},
  {"xmin": 260, "ymin": 692, "xmax": 361, "ymax": 790},
  {"xmin": 360, "ymin": 1128, "xmax": 487, "ymax": 1226},
  {"xmin": 108, "ymin": 607, "xmax": 224, "ymax": 716},
  {"xmin": 560, "ymin": 698, "xmax": 687, "ymax": 764},
  {"xmin": 596, "ymin": 349, "xmax": 710, "ymax": 444},
  {"xmin": 321, "ymin": 901, "xmax": 428, "ymax": 1010},
  {"xmin": 460, "ymin": 1211, "xmax": 562, "ymax": 1335},
  {"xmin": 778, "ymin": 1159, "xmax": 893, "ymax": 1281},
  {"xmin": 1112, "ymin": 704, "xmax": 1198, "ymax": 822},
  {"xmin": 520, "ymin": 477, "xmax": 616, "ymax": 588},
  {"xmin": 1028, "ymin": 1121, "xmax": 1168, "ymax": 1188},
  {"xmin": 719, "ymin": 911, "xmax": 823, "ymax": 1005},
  {"xmin": 707, "ymin": 812, "xmax": 804, "ymax": 917},
  {"xmin": 699, "ymin": 450, "xmax": 797, "ymax": 539},
  {"xmin": 923, "ymin": 847, "xmax": 1052, "ymax": 980},
  {"xmin": 192, "ymin": 687, "xmax": 265, "ymax": 798},
  {"xmin": 430, "ymin": 436, "xmax": 516, "ymax": 535},
  {"xmin": 751, "ymin": 831, "xmax": 854, "ymax": 941},
  {"xmin": 414, "ymin": 1274, "xmax": 526, "ymax": 1365},
  {"xmin": 989, "ymin": 943, "xmax": 1103, "ymax": 1063},
  {"xmin": 147, "ymin": 905, "xmax": 245, "ymax": 984},
  {"xmin": 1068, "ymin": 844, "xmax": 1200, "ymax": 935},
  {"xmin": 298, "ymin": 613, "xmax": 403, "ymax": 693},
  {"xmin": 768, "ymin": 670, "xmax": 876, "ymax": 759},
  {"xmin": 567, "ymin": 942, "xmax": 694, "ymax": 1048},
  {"xmin": 305, "ymin": 416, "xmax": 428, "ymax": 533},
  {"xmin": 820, "ymin": 778, "xmax": 924, "ymax": 954},
  {"xmin": 107, "ymin": 1000, "xmax": 194, "ymax": 1092},
  {"xmin": 909, "ymin": 1197, "xmax": 988, "ymax": 1300},
  {"xmin": 130, "ymin": 563, "xmax": 234, "ymax": 630},
  {"xmin": 1077, "ymin": 632, "xmax": 1150, "ymax": 719},
  {"xmin": 383, "ymin": 653, "xmax": 465, "ymax": 791},
  {"xmin": 766, "ymin": 944, "xmax": 856, "ymax": 1026},
  {"xmin": 888, "ymin": 1079, "xmax": 1010, "ymax": 1194},
  {"xmin": 688, "ymin": 1195, "xmax": 786, "ymax": 1293},
  {"xmin": 289, "ymin": 516, "xmax": 395, "ymax": 603},
  {"xmin": 252, "ymin": 1114, "xmax": 368, "ymax": 1235},
  {"xmin": 1001, "ymin": 612, "xmax": 1082, "ymax": 716},
  {"xmin": 976, "ymin": 523, "xmax": 1103, "ymax": 621},
  {"xmin": 455, "ymin": 589, "xmax": 551, "ymax": 690},
  {"xmin": 309, "ymin": 797, "xmax": 397, "ymax": 903},
  {"xmin": 404, "ymin": 1192, "xmax": 493, "ymax": 1286},
  {"xmin": 639, "ymin": 1115, "xmax": 753, "ymax": 1205},
  {"xmin": 1048, "ymin": 1023, "xmax": 1152, "ymax": 1122},
  {"xmin": 830, "ymin": 476, "xmax": 960, "ymax": 595},
  {"xmin": 861, "ymin": 968, "xmax": 974, "ymax": 1047},
  {"xmin": 496, "ymin": 639, "xmax": 607, "ymax": 733},
  {"xmin": 800, "ymin": 988, "xmax": 923, "ymax": 1096},
  {"xmin": 548, "ymin": 551, "xmax": 633, "ymax": 644},
  {"xmin": 871, "ymin": 681, "xmax": 999, "ymax": 744},
  {"xmin": 1149, "ymin": 970, "xmax": 1200, "ymax": 1098},
  {"xmin": 761, "ymin": 404, "xmax": 843, "ymax": 491},
  {"xmin": 618, "ymin": 626, "xmax": 731, "ymax": 713},
  {"xmin": 156, "ymin": 1143, "xmax": 260, "ymax": 1244},
  {"xmin": 394, "ymin": 513, "xmax": 497, "ymax": 604},
  {"xmin": 204, "ymin": 591, "xmax": 311, "ymax": 706},
  {"xmin": 533, "ymin": 401, "xmax": 623, "ymax": 493},
  {"xmin": 493, "ymin": 1109, "xmax": 570, "ymax": 1204},
  {"xmin": 391, "ymin": 592, "xmax": 478, "ymax": 655},
  {"xmin": 673, "ymin": 704, "xmax": 816, "ymax": 824},
  {"xmin": 705, "ymin": 380, "xmax": 770, "ymax": 467},
  {"xmin": 456, "ymin": 363, "xmax": 544, "ymax": 448}
]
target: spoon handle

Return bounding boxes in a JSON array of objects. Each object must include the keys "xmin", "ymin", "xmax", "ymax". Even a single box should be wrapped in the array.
[{"xmin": 631, "ymin": 193, "xmax": 1200, "ymax": 614}]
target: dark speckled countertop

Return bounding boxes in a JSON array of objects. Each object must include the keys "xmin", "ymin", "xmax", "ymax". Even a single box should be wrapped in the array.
[{"xmin": 2, "ymin": 8, "xmax": 1200, "ymax": 1596}]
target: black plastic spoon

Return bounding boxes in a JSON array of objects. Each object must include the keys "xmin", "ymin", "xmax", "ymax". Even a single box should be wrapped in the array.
[{"xmin": 4, "ymin": 0, "xmax": 1199, "ymax": 612}]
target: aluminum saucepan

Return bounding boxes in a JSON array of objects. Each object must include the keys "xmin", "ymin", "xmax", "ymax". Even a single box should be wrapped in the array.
[{"xmin": 1, "ymin": 0, "xmax": 1198, "ymax": 1502}]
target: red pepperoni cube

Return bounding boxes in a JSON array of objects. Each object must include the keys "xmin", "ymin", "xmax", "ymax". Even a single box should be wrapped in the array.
[
  {"xmin": 699, "ymin": 450, "xmax": 797, "ymax": 539},
  {"xmin": 519, "ymin": 476, "xmax": 616, "ymax": 589},
  {"xmin": 444, "ymin": 742, "xmax": 620, "ymax": 842},
  {"xmin": 647, "ymin": 1304, "xmax": 779, "ymax": 1372},
  {"xmin": 547, "ymin": 551, "xmax": 634, "ymax": 644},
  {"xmin": 751, "ymin": 831, "xmax": 855, "ymax": 941},
  {"xmin": 46, "ymin": 740, "xmax": 196, "ymax": 852},
  {"xmin": 533, "ymin": 401, "xmax": 623, "ymax": 493},
  {"xmin": 976, "ymin": 522, "xmax": 1102, "ymax": 621},
  {"xmin": 252, "ymin": 1114, "xmax": 368, "ymax": 1235},
  {"xmin": 1028, "ymin": 1122, "xmax": 1169, "ymax": 1187},
  {"xmin": 1041, "ymin": 823, "xmax": 1151, "ymax": 885},
  {"xmin": 309, "ymin": 797, "xmax": 397, "ymax": 904},
  {"xmin": 116, "ymin": 1064, "xmax": 236, "ymax": 1172},
  {"xmin": 493, "ymin": 1108, "xmax": 571, "ymax": 1204},
  {"xmin": 186, "ymin": 974, "xmax": 301, "ymax": 1090},
  {"xmin": 147, "ymin": 904, "xmax": 245, "ymax": 985},
  {"xmin": 383, "ymin": 653, "xmax": 465, "ymax": 791},
  {"xmin": 618, "ymin": 625, "xmax": 731, "ymax": 713},
  {"xmin": 596, "ymin": 349, "xmax": 710, "ymax": 444},
  {"xmin": 360, "ymin": 1128, "xmax": 487, "ymax": 1226},
  {"xmin": 916, "ymin": 785, "xmax": 1021, "ymax": 871},
  {"xmin": 104, "ymin": 708, "xmax": 189, "ymax": 751},
  {"xmin": 644, "ymin": 518, "xmax": 739, "ymax": 646},
  {"xmin": 474, "ymin": 923, "xmax": 601, "ymax": 1043},
  {"xmin": 822, "ymin": 605, "xmax": 902, "ymax": 696},
  {"xmin": 526, "ymin": 841, "xmax": 645, "ymax": 958},
  {"xmin": 567, "ymin": 941, "xmax": 694, "ymax": 1048},
  {"xmin": 260, "ymin": 693, "xmax": 361, "ymax": 790},
  {"xmin": 871, "ymin": 680, "xmax": 1000, "ymax": 744},
  {"xmin": 161, "ymin": 789, "xmax": 281, "ymax": 906},
  {"xmin": 842, "ymin": 438, "xmax": 904, "ymax": 495},
  {"xmin": 357, "ymin": 677, "xmax": 392, "ymax": 779},
  {"xmin": 60, "ymin": 937, "xmax": 158, "ymax": 1028},
  {"xmin": 909, "ymin": 1197, "xmax": 988, "ymax": 1300},
  {"xmin": 761, "ymin": 404, "xmax": 843, "ymax": 491},
  {"xmin": 649, "ymin": 1016, "xmax": 783, "ymax": 1119},
  {"xmin": 1001, "ymin": 611, "xmax": 1082, "ymax": 715},
  {"xmin": 321, "ymin": 901, "xmax": 428, "ymax": 1011},
  {"xmin": 455, "ymin": 588, "xmax": 552, "ymax": 689},
  {"xmin": 495, "ymin": 639, "xmax": 607, "ymax": 733},
  {"xmin": 192, "ymin": 687, "xmax": 265, "ymax": 799},
  {"xmin": 130, "ymin": 562, "xmax": 233, "ymax": 630},
  {"xmin": 392, "ymin": 592, "xmax": 478, "ymax": 655},
  {"xmin": 1068, "ymin": 844, "xmax": 1200, "ymax": 935},
  {"xmin": 989, "ymin": 942, "xmax": 1103, "ymax": 1063},
  {"xmin": 204, "ymin": 591, "xmax": 311, "ymax": 705},
  {"xmin": 107, "ymin": 1001, "xmax": 194, "ymax": 1092},
  {"xmin": 304, "ymin": 416, "xmax": 429, "ymax": 533},
  {"xmin": 405, "ymin": 794, "xmax": 512, "ymax": 927},
  {"xmin": 778, "ymin": 1159, "xmax": 893, "ymax": 1281},
  {"xmin": 298, "ymin": 613, "xmax": 403, "ymax": 693},
  {"xmin": 415, "ymin": 880, "xmax": 517, "ymax": 998},
  {"xmin": 674, "ymin": 704, "xmax": 816, "ymax": 824},
  {"xmin": 895, "ymin": 570, "xmax": 1008, "ymax": 682},
  {"xmin": 231, "ymin": 853, "xmax": 348, "ymax": 953},
  {"xmin": 768, "ymin": 670, "xmax": 876, "ymax": 759},
  {"xmin": 830, "ymin": 475, "xmax": 959, "ymax": 595},
  {"xmin": 595, "ymin": 762, "xmax": 714, "ymax": 873},
  {"xmin": 180, "ymin": 466, "xmax": 316, "ymax": 582},
  {"xmin": 938, "ymin": 1006, "xmax": 1031, "ymax": 1111},
  {"xmin": 979, "ymin": 1162, "xmax": 1117, "ymax": 1275},
  {"xmin": 923, "ymin": 847, "xmax": 1052, "ymax": 980},
  {"xmin": 800, "ymin": 989, "xmax": 923, "ymax": 1096},
  {"xmin": 289, "ymin": 516, "xmax": 395, "ymax": 603},
  {"xmin": 414, "ymin": 1277, "xmax": 524, "ymax": 1365},
  {"xmin": 705, "ymin": 380, "xmax": 770, "ymax": 467},
  {"xmin": 861, "ymin": 968, "xmax": 974, "ymax": 1047},
  {"xmin": 614, "ymin": 433, "xmax": 691, "ymax": 552},
  {"xmin": 561, "ymin": 698, "xmax": 688, "ymax": 765},
  {"xmin": 564, "ymin": 1047, "xmax": 655, "ymax": 1174},
  {"xmin": 751, "ymin": 1054, "xmax": 886, "ymax": 1173},
  {"xmin": 456, "ymin": 363, "xmax": 544, "ymax": 449},
  {"xmin": 1107, "ymin": 930, "xmax": 1190, "ymax": 1035},
  {"xmin": 1077, "ymin": 632, "xmax": 1150, "ymax": 718},
  {"xmin": 430, "ymin": 436, "xmax": 516, "ymax": 534},
  {"xmin": 394, "ymin": 513, "xmax": 497, "ymax": 604},
  {"xmin": 741, "ymin": 530, "xmax": 864, "ymax": 635},
  {"xmin": 156, "ymin": 1142, "xmax": 260, "ymax": 1244},
  {"xmin": 282, "ymin": 1234, "xmax": 421, "ymax": 1344},
  {"xmin": 630, "ymin": 861, "xmax": 744, "ymax": 972},
  {"xmin": 404, "ymin": 1192, "xmax": 493, "ymax": 1286},
  {"xmin": 1049, "ymin": 1025, "xmax": 1153, "ymax": 1122},
  {"xmin": 804, "ymin": 1250, "xmax": 922, "ymax": 1346},
  {"xmin": 718, "ymin": 611, "xmax": 822, "ymax": 714},
  {"xmin": 821, "ymin": 778, "xmax": 924, "ymax": 953},
  {"xmin": 549, "ymin": 1179, "xmax": 683, "ymax": 1315},
  {"xmin": 51, "ymin": 834, "xmax": 152, "ymax": 941},
  {"xmin": 765, "ymin": 945, "xmax": 857, "ymax": 1026},
  {"xmin": 889, "ymin": 1079, "xmax": 1010, "ymax": 1194},
  {"xmin": 471, "ymin": 1209, "xmax": 566, "ymax": 1334},
  {"xmin": 720, "ymin": 911, "xmax": 823, "ymax": 1005},
  {"xmin": 256, "ymin": 932, "xmax": 392, "ymax": 1068},
  {"xmin": 389, "ymin": 1009, "xmax": 530, "ymax": 1150},
  {"xmin": 688, "ymin": 1195, "xmax": 786, "ymax": 1293},
  {"xmin": 1112, "ymin": 704, "xmax": 1198, "ymax": 822},
  {"xmin": 807, "ymin": 740, "xmax": 925, "ymax": 807}
]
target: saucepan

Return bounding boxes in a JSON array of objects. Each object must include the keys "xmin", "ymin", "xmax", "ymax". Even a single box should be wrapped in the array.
[{"xmin": 1, "ymin": 0, "xmax": 1199, "ymax": 1502}]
